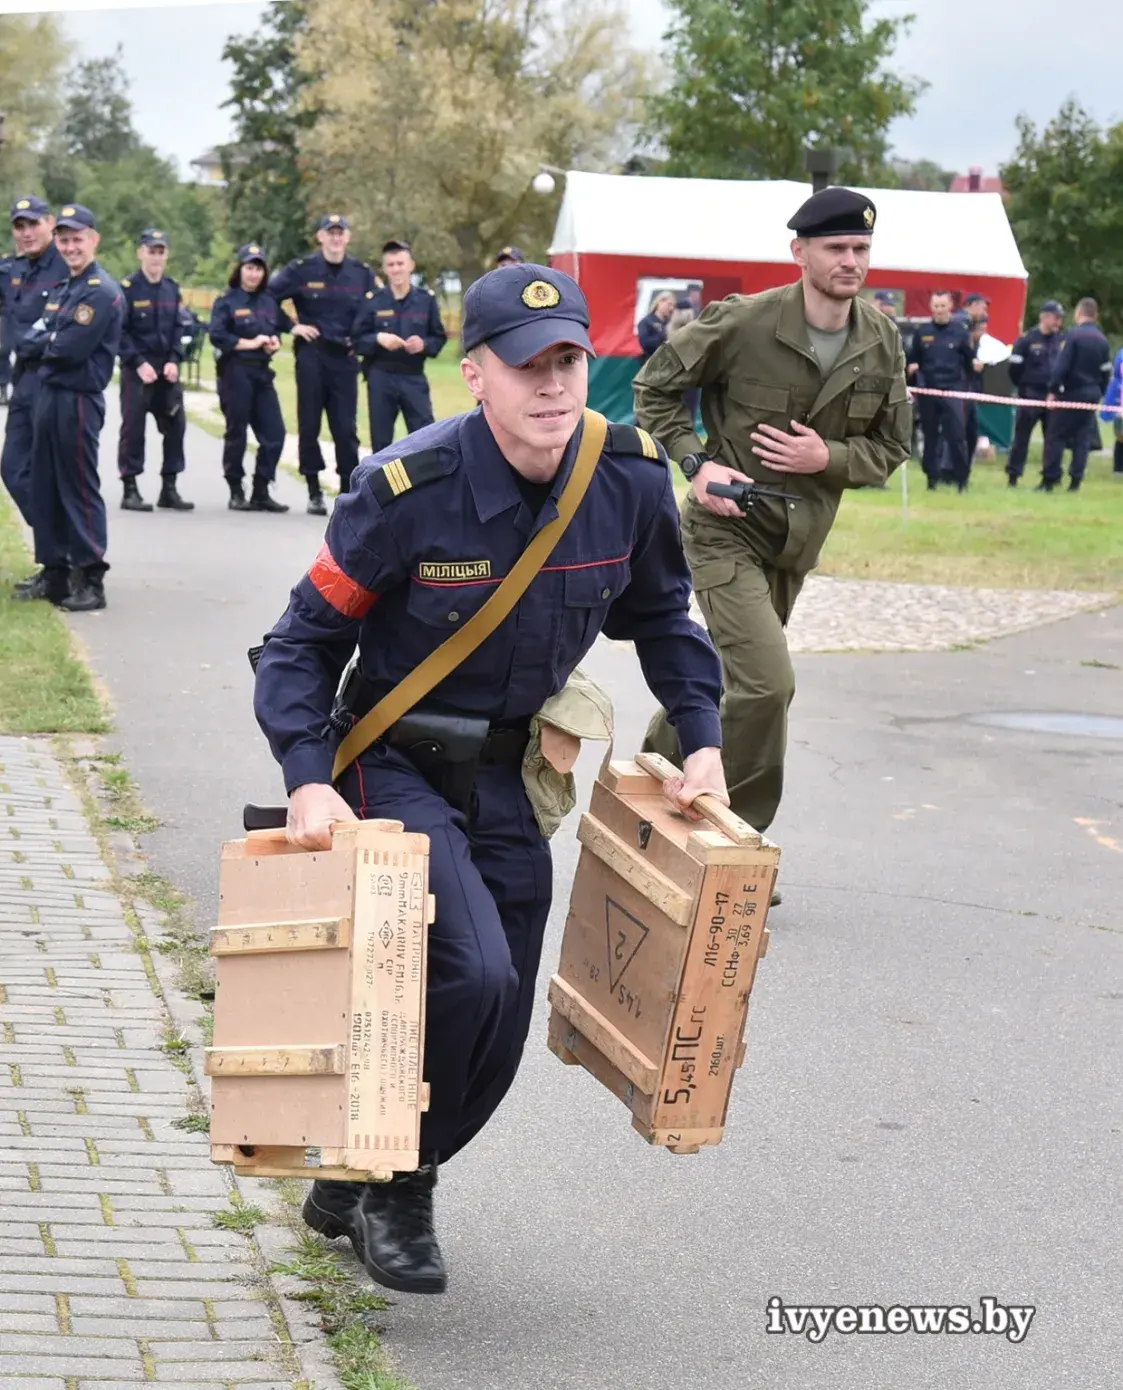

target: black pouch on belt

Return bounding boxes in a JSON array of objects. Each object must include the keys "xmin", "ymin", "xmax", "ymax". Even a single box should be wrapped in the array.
[{"xmin": 385, "ymin": 710, "xmax": 490, "ymax": 816}]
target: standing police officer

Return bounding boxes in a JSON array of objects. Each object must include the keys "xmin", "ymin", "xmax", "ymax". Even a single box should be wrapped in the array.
[
  {"xmin": 634, "ymin": 187, "xmax": 911, "ymax": 838},
  {"xmin": 117, "ymin": 229, "xmax": 193, "ymax": 513},
  {"xmin": 269, "ymin": 214, "xmax": 375, "ymax": 510},
  {"xmin": 354, "ymin": 238, "xmax": 447, "ymax": 453},
  {"xmin": 0, "ymin": 255, "xmax": 13, "ymax": 407},
  {"xmin": 1039, "ymin": 296, "xmax": 1112, "ymax": 493},
  {"xmin": 2, "ymin": 196, "xmax": 68, "ymax": 598},
  {"xmin": 19, "ymin": 205, "xmax": 123, "ymax": 612},
  {"xmin": 1006, "ymin": 299, "xmax": 1064, "ymax": 486},
  {"xmin": 254, "ymin": 262, "xmax": 726, "ymax": 1296},
  {"xmin": 907, "ymin": 290, "xmax": 981, "ymax": 490}
]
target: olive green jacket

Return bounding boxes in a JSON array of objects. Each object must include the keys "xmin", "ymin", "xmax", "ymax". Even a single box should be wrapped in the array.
[{"xmin": 633, "ymin": 281, "xmax": 912, "ymax": 573}]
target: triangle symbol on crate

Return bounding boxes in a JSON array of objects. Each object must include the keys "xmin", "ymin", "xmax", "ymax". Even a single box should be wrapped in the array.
[{"xmin": 605, "ymin": 898, "xmax": 649, "ymax": 992}]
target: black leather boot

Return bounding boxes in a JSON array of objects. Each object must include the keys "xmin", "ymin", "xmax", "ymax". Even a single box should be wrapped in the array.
[
  {"xmin": 307, "ymin": 480, "xmax": 328, "ymax": 517},
  {"xmin": 59, "ymin": 568, "xmax": 106, "ymax": 612},
  {"xmin": 354, "ymin": 1164, "xmax": 447, "ymax": 1294},
  {"xmin": 14, "ymin": 566, "xmax": 69, "ymax": 604},
  {"xmin": 1067, "ymin": 478, "xmax": 1082, "ymax": 493},
  {"xmin": 121, "ymin": 476, "xmax": 153, "ymax": 512},
  {"xmin": 250, "ymin": 478, "xmax": 290, "ymax": 513},
  {"xmin": 227, "ymin": 479, "xmax": 250, "ymax": 511},
  {"xmin": 158, "ymin": 478, "xmax": 195, "ymax": 511},
  {"xmin": 302, "ymin": 1180, "xmax": 365, "ymax": 1261}
]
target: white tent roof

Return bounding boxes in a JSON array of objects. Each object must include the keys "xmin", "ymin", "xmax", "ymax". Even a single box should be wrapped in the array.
[{"xmin": 550, "ymin": 171, "xmax": 1027, "ymax": 280}]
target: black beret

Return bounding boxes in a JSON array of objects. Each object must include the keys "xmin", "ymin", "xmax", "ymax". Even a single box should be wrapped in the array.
[{"xmin": 787, "ymin": 186, "xmax": 876, "ymax": 237}]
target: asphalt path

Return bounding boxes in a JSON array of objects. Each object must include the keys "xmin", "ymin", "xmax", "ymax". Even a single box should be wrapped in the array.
[{"xmin": 69, "ymin": 406, "xmax": 1123, "ymax": 1389}]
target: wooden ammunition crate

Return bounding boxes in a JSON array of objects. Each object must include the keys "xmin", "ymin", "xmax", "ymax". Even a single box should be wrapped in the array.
[
  {"xmin": 547, "ymin": 754, "xmax": 778, "ymax": 1154},
  {"xmin": 207, "ymin": 820, "xmax": 431, "ymax": 1182}
]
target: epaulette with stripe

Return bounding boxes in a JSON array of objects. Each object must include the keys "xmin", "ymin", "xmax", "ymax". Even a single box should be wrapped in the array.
[
  {"xmin": 607, "ymin": 421, "xmax": 667, "ymax": 463},
  {"xmin": 368, "ymin": 446, "xmax": 458, "ymax": 506}
]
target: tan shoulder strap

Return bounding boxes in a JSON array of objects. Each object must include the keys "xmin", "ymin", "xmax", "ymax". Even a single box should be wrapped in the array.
[{"xmin": 331, "ymin": 408, "xmax": 609, "ymax": 781}]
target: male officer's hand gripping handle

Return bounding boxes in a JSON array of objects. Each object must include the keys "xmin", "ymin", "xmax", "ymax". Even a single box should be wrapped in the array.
[{"xmin": 287, "ymin": 783, "xmax": 358, "ymax": 851}]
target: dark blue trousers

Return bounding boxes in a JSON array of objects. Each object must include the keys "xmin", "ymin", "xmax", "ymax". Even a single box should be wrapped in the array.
[
  {"xmin": 367, "ymin": 369, "xmax": 435, "ymax": 454},
  {"xmin": 218, "ymin": 361, "xmax": 285, "ymax": 483},
  {"xmin": 339, "ymin": 743, "xmax": 552, "ymax": 1164},
  {"xmin": 0, "ymin": 347, "xmax": 11, "ymax": 389},
  {"xmin": 31, "ymin": 384, "xmax": 108, "ymax": 574},
  {"xmin": 1043, "ymin": 401, "xmax": 1098, "ymax": 484},
  {"xmin": 918, "ymin": 395, "xmax": 969, "ymax": 485},
  {"xmin": 117, "ymin": 368, "xmax": 186, "ymax": 478},
  {"xmin": 294, "ymin": 341, "xmax": 359, "ymax": 488},
  {"xmin": 0, "ymin": 370, "xmax": 39, "ymax": 528},
  {"xmin": 1007, "ymin": 397, "xmax": 1049, "ymax": 479}
]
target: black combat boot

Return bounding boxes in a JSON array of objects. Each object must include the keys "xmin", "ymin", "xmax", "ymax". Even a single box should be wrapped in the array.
[
  {"xmin": 227, "ymin": 478, "xmax": 250, "ymax": 511},
  {"xmin": 1034, "ymin": 480, "xmax": 1055, "ymax": 493},
  {"xmin": 353, "ymin": 1163, "xmax": 447, "ymax": 1294},
  {"xmin": 121, "ymin": 476, "xmax": 153, "ymax": 512},
  {"xmin": 307, "ymin": 478, "xmax": 328, "ymax": 516},
  {"xmin": 302, "ymin": 1180, "xmax": 366, "ymax": 1260},
  {"xmin": 14, "ymin": 566, "xmax": 70, "ymax": 605},
  {"xmin": 157, "ymin": 478, "xmax": 195, "ymax": 511},
  {"xmin": 249, "ymin": 478, "xmax": 289, "ymax": 513},
  {"xmin": 1067, "ymin": 478, "xmax": 1082, "ymax": 493},
  {"xmin": 58, "ymin": 567, "xmax": 106, "ymax": 612}
]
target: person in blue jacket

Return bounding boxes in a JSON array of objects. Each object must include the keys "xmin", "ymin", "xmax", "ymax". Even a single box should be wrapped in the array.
[
  {"xmin": 1100, "ymin": 344, "xmax": 1123, "ymax": 477},
  {"xmin": 17, "ymin": 205, "xmax": 123, "ymax": 612},
  {"xmin": 354, "ymin": 238, "xmax": 447, "ymax": 453},
  {"xmin": 209, "ymin": 245, "xmax": 292, "ymax": 513},
  {"xmin": 636, "ymin": 291, "xmax": 674, "ymax": 361},
  {"xmin": 906, "ymin": 289, "xmax": 981, "ymax": 490},
  {"xmin": 253, "ymin": 262, "xmax": 727, "ymax": 1298}
]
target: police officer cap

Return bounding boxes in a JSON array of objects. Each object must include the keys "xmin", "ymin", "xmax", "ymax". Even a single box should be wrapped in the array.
[
  {"xmin": 462, "ymin": 263, "xmax": 595, "ymax": 366},
  {"xmin": 381, "ymin": 238, "xmax": 411, "ymax": 255},
  {"xmin": 317, "ymin": 213, "xmax": 350, "ymax": 231},
  {"xmin": 495, "ymin": 245, "xmax": 526, "ymax": 265},
  {"xmin": 1040, "ymin": 299, "xmax": 1064, "ymax": 315},
  {"xmin": 237, "ymin": 243, "xmax": 267, "ymax": 264},
  {"xmin": 674, "ymin": 295, "xmax": 693, "ymax": 311},
  {"xmin": 787, "ymin": 186, "xmax": 876, "ymax": 237},
  {"xmin": 873, "ymin": 289, "xmax": 895, "ymax": 304},
  {"xmin": 964, "ymin": 292, "xmax": 989, "ymax": 306},
  {"xmin": 10, "ymin": 194, "xmax": 49, "ymax": 223},
  {"xmin": 55, "ymin": 204, "xmax": 97, "ymax": 231},
  {"xmin": 139, "ymin": 228, "xmax": 169, "ymax": 247}
]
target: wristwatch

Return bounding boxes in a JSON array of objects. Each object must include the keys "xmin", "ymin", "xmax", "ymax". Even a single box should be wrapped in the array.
[{"xmin": 679, "ymin": 451, "xmax": 712, "ymax": 480}]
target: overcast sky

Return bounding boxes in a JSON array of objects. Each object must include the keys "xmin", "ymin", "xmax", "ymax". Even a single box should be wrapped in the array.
[{"xmin": 51, "ymin": 0, "xmax": 1123, "ymax": 180}]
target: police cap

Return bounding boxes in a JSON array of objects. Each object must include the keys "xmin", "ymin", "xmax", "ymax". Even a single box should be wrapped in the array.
[
  {"xmin": 1040, "ymin": 299, "xmax": 1064, "ymax": 316},
  {"xmin": 873, "ymin": 289, "xmax": 895, "ymax": 304},
  {"xmin": 55, "ymin": 204, "xmax": 97, "ymax": 231},
  {"xmin": 381, "ymin": 238, "xmax": 411, "ymax": 255},
  {"xmin": 139, "ymin": 228, "xmax": 169, "ymax": 247},
  {"xmin": 10, "ymin": 195, "xmax": 49, "ymax": 224},
  {"xmin": 495, "ymin": 245, "xmax": 526, "ymax": 265},
  {"xmin": 462, "ymin": 263, "xmax": 595, "ymax": 366},
  {"xmin": 787, "ymin": 186, "xmax": 876, "ymax": 237},
  {"xmin": 237, "ymin": 243, "xmax": 267, "ymax": 264},
  {"xmin": 964, "ymin": 292, "xmax": 989, "ymax": 306},
  {"xmin": 317, "ymin": 214, "xmax": 350, "ymax": 231}
]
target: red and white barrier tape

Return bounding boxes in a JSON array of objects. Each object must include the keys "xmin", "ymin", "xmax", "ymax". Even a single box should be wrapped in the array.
[{"xmin": 908, "ymin": 386, "xmax": 1120, "ymax": 413}]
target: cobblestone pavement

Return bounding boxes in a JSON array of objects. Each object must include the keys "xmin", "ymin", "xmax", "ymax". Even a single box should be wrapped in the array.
[
  {"xmin": 0, "ymin": 737, "xmax": 323, "ymax": 1390},
  {"xmin": 691, "ymin": 576, "xmax": 1114, "ymax": 653}
]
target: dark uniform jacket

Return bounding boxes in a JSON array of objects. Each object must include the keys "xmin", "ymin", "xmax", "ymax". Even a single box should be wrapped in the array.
[
  {"xmin": 268, "ymin": 252, "xmax": 375, "ymax": 351},
  {"xmin": 633, "ymin": 280, "xmax": 912, "ymax": 575},
  {"xmin": 637, "ymin": 311, "xmax": 669, "ymax": 361},
  {"xmin": 254, "ymin": 409, "xmax": 723, "ymax": 793},
  {"xmin": 906, "ymin": 318, "xmax": 976, "ymax": 389},
  {"xmin": 1047, "ymin": 321, "xmax": 1112, "ymax": 402},
  {"xmin": 1007, "ymin": 327, "xmax": 1062, "ymax": 397},
  {"xmin": 354, "ymin": 284, "xmax": 447, "ymax": 375},
  {"xmin": 19, "ymin": 261, "xmax": 123, "ymax": 394},
  {"xmin": 6, "ymin": 243, "xmax": 68, "ymax": 386},
  {"xmin": 209, "ymin": 286, "xmax": 293, "ymax": 370},
  {"xmin": 0, "ymin": 259, "xmax": 12, "ymax": 355},
  {"xmin": 118, "ymin": 272, "xmax": 184, "ymax": 369}
]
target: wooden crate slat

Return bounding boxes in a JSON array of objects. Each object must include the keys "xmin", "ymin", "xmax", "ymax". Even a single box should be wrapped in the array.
[
  {"xmin": 210, "ymin": 917, "xmax": 350, "ymax": 956},
  {"xmin": 204, "ymin": 1044, "xmax": 346, "ymax": 1077},
  {"xmin": 547, "ymin": 975, "xmax": 659, "ymax": 1093},
  {"xmin": 576, "ymin": 814, "xmax": 693, "ymax": 926}
]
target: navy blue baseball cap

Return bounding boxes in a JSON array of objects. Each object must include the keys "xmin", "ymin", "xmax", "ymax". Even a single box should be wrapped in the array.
[
  {"xmin": 964, "ymin": 292, "xmax": 989, "ymax": 306},
  {"xmin": 873, "ymin": 289, "xmax": 895, "ymax": 304},
  {"xmin": 55, "ymin": 204, "xmax": 97, "ymax": 231},
  {"xmin": 317, "ymin": 213, "xmax": 349, "ymax": 231},
  {"xmin": 495, "ymin": 245, "xmax": 526, "ymax": 265},
  {"xmin": 462, "ymin": 263, "xmax": 594, "ymax": 366},
  {"xmin": 11, "ymin": 195, "xmax": 49, "ymax": 223},
  {"xmin": 138, "ymin": 227, "xmax": 169, "ymax": 247},
  {"xmin": 1040, "ymin": 299, "xmax": 1064, "ymax": 315},
  {"xmin": 237, "ymin": 242, "xmax": 267, "ymax": 264}
]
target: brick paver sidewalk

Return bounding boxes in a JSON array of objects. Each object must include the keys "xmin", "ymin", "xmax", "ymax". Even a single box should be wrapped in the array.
[{"xmin": 0, "ymin": 736, "xmax": 321, "ymax": 1389}]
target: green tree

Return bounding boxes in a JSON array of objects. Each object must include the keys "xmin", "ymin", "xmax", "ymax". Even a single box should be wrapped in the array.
[
  {"xmin": 0, "ymin": 15, "xmax": 71, "ymax": 204},
  {"xmin": 646, "ymin": 0, "xmax": 924, "ymax": 181},
  {"xmin": 61, "ymin": 47, "xmax": 140, "ymax": 165},
  {"xmin": 1001, "ymin": 100, "xmax": 1123, "ymax": 335},
  {"xmin": 221, "ymin": 1, "xmax": 318, "ymax": 265}
]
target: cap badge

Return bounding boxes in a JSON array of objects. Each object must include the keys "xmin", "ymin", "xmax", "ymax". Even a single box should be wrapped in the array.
[
  {"xmin": 16, "ymin": 199, "xmax": 30, "ymax": 210},
  {"xmin": 863, "ymin": 206, "xmax": 875, "ymax": 229},
  {"xmin": 61, "ymin": 206, "xmax": 75, "ymax": 217},
  {"xmin": 329, "ymin": 215, "xmax": 340, "ymax": 223},
  {"xmin": 153, "ymin": 230, "xmax": 163, "ymax": 239},
  {"xmin": 522, "ymin": 280, "xmax": 560, "ymax": 310},
  {"xmin": 249, "ymin": 245, "xmax": 260, "ymax": 254}
]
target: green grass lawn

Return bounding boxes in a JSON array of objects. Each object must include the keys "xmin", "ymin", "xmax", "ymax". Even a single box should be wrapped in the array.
[{"xmin": 0, "ymin": 495, "xmax": 108, "ymax": 734}]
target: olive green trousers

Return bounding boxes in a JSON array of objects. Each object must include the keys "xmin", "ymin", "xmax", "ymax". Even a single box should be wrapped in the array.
[{"xmin": 644, "ymin": 503, "xmax": 804, "ymax": 834}]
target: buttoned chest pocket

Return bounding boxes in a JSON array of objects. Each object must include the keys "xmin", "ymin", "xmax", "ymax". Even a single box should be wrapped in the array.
[
  {"xmin": 727, "ymin": 380, "xmax": 792, "ymax": 433},
  {"xmin": 233, "ymin": 311, "xmax": 258, "ymax": 336},
  {"xmin": 303, "ymin": 281, "xmax": 327, "ymax": 302},
  {"xmin": 561, "ymin": 560, "xmax": 631, "ymax": 663},
  {"xmin": 846, "ymin": 375, "xmax": 890, "ymax": 435},
  {"xmin": 402, "ymin": 310, "xmax": 428, "ymax": 333},
  {"xmin": 404, "ymin": 578, "xmax": 508, "ymax": 680}
]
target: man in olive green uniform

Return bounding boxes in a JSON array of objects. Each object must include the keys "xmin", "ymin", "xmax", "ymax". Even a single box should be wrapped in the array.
[{"xmin": 635, "ymin": 186, "xmax": 911, "ymax": 835}]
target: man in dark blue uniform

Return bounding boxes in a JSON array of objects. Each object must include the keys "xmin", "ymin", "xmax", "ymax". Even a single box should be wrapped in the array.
[
  {"xmin": 1006, "ymin": 299, "xmax": 1064, "ymax": 486},
  {"xmin": 354, "ymin": 238, "xmax": 446, "ymax": 453},
  {"xmin": 1039, "ymin": 296, "xmax": 1112, "ymax": 493},
  {"xmin": 269, "ymin": 214, "xmax": 376, "ymax": 511},
  {"xmin": 253, "ymin": 263, "xmax": 726, "ymax": 1297},
  {"xmin": 907, "ymin": 289, "xmax": 981, "ymax": 490},
  {"xmin": 2, "ymin": 196, "xmax": 69, "ymax": 597},
  {"xmin": 0, "ymin": 256, "xmax": 13, "ymax": 407},
  {"xmin": 636, "ymin": 291, "xmax": 675, "ymax": 361},
  {"xmin": 117, "ymin": 228, "xmax": 193, "ymax": 513},
  {"xmin": 18, "ymin": 205, "xmax": 123, "ymax": 612},
  {"xmin": 494, "ymin": 245, "xmax": 526, "ymax": 267}
]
